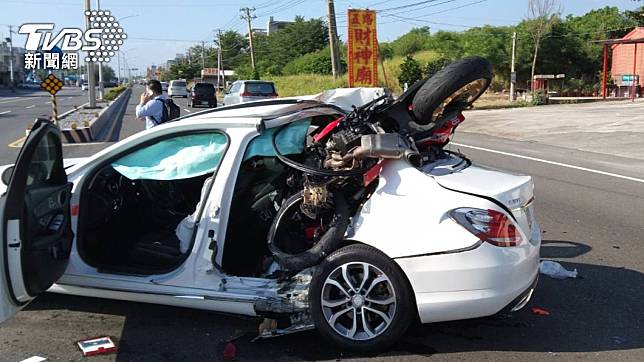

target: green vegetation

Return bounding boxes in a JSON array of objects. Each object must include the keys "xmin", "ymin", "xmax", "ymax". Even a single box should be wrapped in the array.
[
  {"xmin": 263, "ymin": 74, "xmax": 347, "ymax": 97},
  {"xmin": 104, "ymin": 86, "xmax": 126, "ymax": 101},
  {"xmin": 398, "ymin": 55, "xmax": 423, "ymax": 88},
  {"xmin": 162, "ymin": 5, "xmax": 642, "ymax": 97}
]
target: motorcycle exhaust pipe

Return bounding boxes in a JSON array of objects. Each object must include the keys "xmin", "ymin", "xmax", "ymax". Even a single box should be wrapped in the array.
[{"xmin": 352, "ymin": 134, "xmax": 422, "ymax": 167}]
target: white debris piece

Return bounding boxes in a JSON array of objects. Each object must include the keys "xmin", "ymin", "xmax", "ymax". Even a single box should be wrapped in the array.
[
  {"xmin": 539, "ymin": 260, "xmax": 578, "ymax": 279},
  {"xmin": 20, "ymin": 357, "xmax": 46, "ymax": 362}
]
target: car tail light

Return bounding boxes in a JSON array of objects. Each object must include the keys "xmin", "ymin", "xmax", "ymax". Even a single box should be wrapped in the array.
[
  {"xmin": 241, "ymin": 92, "xmax": 278, "ymax": 98},
  {"xmin": 449, "ymin": 208, "xmax": 523, "ymax": 247}
]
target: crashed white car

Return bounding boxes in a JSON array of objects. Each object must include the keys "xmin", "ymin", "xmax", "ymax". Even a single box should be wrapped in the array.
[{"xmin": 0, "ymin": 87, "xmax": 540, "ymax": 351}]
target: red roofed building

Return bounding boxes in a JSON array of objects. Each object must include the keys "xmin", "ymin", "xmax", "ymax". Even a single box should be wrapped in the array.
[{"xmin": 610, "ymin": 27, "xmax": 644, "ymax": 97}]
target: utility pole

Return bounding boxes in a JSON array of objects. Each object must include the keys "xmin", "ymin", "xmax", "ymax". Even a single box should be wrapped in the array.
[
  {"xmin": 117, "ymin": 51, "xmax": 121, "ymax": 84},
  {"xmin": 84, "ymin": 0, "xmax": 97, "ymax": 108},
  {"xmin": 7, "ymin": 25, "xmax": 15, "ymax": 90},
  {"xmin": 326, "ymin": 0, "xmax": 341, "ymax": 78},
  {"xmin": 96, "ymin": 0, "xmax": 104, "ymax": 100},
  {"xmin": 240, "ymin": 7, "xmax": 257, "ymax": 71},
  {"xmin": 510, "ymin": 31, "xmax": 517, "ymax": 102},
  {"xmin": 201, "ymin": 41, "xmax": 205, "ymax": 69},
  {"xmin": 216, "ymin": 29, "xmax": 226, "ymax": 90}
]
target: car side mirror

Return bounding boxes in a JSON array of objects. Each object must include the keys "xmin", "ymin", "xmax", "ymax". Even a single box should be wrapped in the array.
[{"xmin": 1, "ymin": 166, "xmax": 14, "ymax": 186}]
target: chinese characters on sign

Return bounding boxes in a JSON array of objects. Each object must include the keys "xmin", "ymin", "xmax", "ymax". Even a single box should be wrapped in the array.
[
  {"xmin": 24, "ymin": 52, "xmax": 79, "ymax": 70},
  {"xmin": 347, "ymin": 9, "xmax": 378, "ymax": 87},
  {"xmin": 20, "ymin": 8, "xmax": 127, "ymax": 71}
]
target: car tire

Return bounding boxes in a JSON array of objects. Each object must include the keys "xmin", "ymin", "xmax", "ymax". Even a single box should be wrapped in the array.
[
  {"xmin": 411, "ymin": 56, "xmax": 492, "ymax": 125},
  {"xmin": 309, "ymin": 244, "xmax": 415, "ymax": 352}
]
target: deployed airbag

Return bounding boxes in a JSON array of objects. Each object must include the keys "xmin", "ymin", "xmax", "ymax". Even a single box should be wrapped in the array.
[
  {"xmin": 112, "ymin": 133, "xmax": 227, "ymax": 180},
  {"xmin": 243, "ymin": 119, "xmax": 310, "ymax": 161}
]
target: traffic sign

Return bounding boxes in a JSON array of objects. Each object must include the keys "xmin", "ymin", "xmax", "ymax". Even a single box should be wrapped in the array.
[{"xmin": 41, "ymin": 74, "xmax": 63, "ymax": 95}]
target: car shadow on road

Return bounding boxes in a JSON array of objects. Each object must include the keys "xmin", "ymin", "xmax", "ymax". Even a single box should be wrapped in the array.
[{"xmin": 20, "ymin": 240, "xmax": 643, "ymax": 360}]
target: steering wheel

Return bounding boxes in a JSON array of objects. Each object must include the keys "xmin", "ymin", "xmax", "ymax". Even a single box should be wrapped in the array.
[{"xmin": 139, "ymin": 179, "xmax": 190, "ymax": 216}]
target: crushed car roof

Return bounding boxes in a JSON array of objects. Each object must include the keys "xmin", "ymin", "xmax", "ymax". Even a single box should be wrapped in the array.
[{"xmin": 179, "ymin": 88, "xmax": 386, "ymax": 129}]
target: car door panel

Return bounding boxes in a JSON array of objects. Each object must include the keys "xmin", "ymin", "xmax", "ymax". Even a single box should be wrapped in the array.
[
  {"xmin": 22, "ymin": 182, "xmax": 73, "ymax": 295},
  {"xmin": 0, "ymin": 119, "xmax": 72, "ymax": 323}
]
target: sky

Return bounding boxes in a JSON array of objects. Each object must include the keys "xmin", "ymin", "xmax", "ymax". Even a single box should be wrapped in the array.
[{"xmin": 1, "ymin": 0, "xmax": 641, "ymax": 76}]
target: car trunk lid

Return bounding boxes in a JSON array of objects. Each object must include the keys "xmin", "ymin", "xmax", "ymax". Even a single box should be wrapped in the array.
[{"xmin": 423, "ymin": 155, "xmax": 536, "ymax": 237}]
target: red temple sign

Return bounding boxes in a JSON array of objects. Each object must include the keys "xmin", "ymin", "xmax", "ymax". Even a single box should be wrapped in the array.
[{"xmin": 348, "ymin": 9, "xmax": 378, "ymax": 87}]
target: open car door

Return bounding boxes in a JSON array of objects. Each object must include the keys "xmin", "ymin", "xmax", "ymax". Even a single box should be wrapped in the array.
[{"xmin": 0, "ymin": 120, "xmax": 73, "ymax": 324}]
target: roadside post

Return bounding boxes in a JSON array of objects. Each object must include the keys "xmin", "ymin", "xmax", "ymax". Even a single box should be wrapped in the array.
[{"xmin": 40, "ymin": 74, "xmax": 64, "ymax": 124}]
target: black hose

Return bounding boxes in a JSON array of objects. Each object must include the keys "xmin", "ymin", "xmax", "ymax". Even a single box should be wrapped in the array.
[
  {"xmin": 271, "ymin": 124, "xmax": 370, "ymax": 177},
  {"xmin": 267, "ymin": 191, "xmax": 350, "ymax": 271}
]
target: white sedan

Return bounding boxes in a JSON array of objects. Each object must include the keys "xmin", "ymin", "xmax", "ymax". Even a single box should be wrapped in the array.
[{"xmin": 0, "ymin": 89, "xmax": 540, "ymax": 351}]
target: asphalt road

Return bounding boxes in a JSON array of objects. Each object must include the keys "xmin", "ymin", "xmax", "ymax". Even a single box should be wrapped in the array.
[
  {"xmin": 0, "ymin": 97, "xmax": 643, "ymax": 361},
  {"xmin": 0, "ymin": 85, "xmax": 216, "ymax": 165},
  {"xmin": 0, "ymin": 87, "xmax": 92, "ymax": 164}
]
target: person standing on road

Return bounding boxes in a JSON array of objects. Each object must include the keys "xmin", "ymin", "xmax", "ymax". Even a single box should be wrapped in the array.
[{"xmin": 136, "ymin": 79, "xmax": 165, "ymax": 129}]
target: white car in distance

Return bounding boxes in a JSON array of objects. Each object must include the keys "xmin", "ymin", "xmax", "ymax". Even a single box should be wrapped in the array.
[{"xmin": 168, "ymin": 79, "xmax": 188, "ymax": 98}]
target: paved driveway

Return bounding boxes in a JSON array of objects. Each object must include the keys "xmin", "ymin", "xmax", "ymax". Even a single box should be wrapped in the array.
[{"xmin": 463, "ymin": 99, "xmax": 644, "ymax": 161}]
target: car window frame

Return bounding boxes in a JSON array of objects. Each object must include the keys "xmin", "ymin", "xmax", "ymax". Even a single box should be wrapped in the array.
[{"xmin": 75, "ymin": 128, "xmax": 232, "ymax": 271}]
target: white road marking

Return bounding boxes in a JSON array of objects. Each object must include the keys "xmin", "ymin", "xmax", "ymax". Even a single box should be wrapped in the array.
[
  {"xmin": 0, "ymin": 110, "xmax": 11, "ymax": 115},
  {"xmin": 183, "ymin": 108, "xmax": 192, "ymax": 113},
  {"xmin": 25, "ymin": 105, "xmax": 36, "ymax": 109},
  {"xmin": 45, "ymin": 101, "xmax": 51, "ymax": 104},
  {"xmin": 451, "ymin": 142, "xmax": 644, "ymax": 184},
  {"xmin": 0, "ymin": 97, "xmax": 33, "ymax": 105}
]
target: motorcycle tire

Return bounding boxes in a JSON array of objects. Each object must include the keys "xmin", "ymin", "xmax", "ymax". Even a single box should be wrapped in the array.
[
  {"xmin": 267, "ymin": 191, "xmax": 350, "ymax": 272},
  {"xmin": 412, "ymin": 56, "xmax": 493, "ymax": 125}
]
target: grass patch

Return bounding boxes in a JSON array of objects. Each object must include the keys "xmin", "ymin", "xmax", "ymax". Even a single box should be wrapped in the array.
[
  {"xmin": 104, "ymin": 86, "xmax": 126, "ymax": 101},
  {"xmin": 264, "ymin": 50, "xmax": 443, "ymax": 97},
  {"xmin": 264, "ymin": 74, "xmax": 347, "ymax": 97}
]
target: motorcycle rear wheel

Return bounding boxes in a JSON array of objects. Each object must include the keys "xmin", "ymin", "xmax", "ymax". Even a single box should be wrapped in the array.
[{"xmin": 412, "ymin": 56, "xmax": 493, "ymax": 125}]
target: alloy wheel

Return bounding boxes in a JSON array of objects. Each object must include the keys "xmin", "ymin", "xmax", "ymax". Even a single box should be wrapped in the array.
[{"xmin": 321, "ymin": 262, "xmax": 397, "ymax": 341}]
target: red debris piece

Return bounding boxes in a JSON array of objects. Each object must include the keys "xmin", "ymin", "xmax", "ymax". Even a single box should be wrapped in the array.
[
  {"xmin": 223, "ymin": 341, "xmax": 237, "ymax": 361},
  {"xmin": 531, "ymin": 307, "xmax": 550, "ymax": 316}
]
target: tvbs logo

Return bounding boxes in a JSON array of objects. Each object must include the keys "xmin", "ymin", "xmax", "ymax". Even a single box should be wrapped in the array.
[{"xmin": 20, "ymin": 9, "xmax": 127, "ymax": 64}]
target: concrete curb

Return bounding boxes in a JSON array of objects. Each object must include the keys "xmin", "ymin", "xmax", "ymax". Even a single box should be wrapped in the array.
[{"xmin": 60, "ymin": 88, "xmax": 132, "ymax": 143}]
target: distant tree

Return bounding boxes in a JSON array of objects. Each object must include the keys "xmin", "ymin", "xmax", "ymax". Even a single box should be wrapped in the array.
[
  {"xmin": 378, "ymin": 42, "xmax": 394, "ymax": 60},
  {"xmin": 283, "ymin": 46, "xmax": 347, "ymax": 75},
  {"xmin": 624, "ymin": 6, "xmax": 644, "ymax": 26},
  {"xmin": 390, "ymin": 27, "xmax": 431, "ymax": 56},
  {"xmin": 398, "ymin": 55, "xmax": 422, "ymax": 88},
  {"xmin": 424, "ymin": 30, "xmax": 464, "ymax": 60},
  {"xmin": 424, "ymin": 56, "xmax": 451, "ymax": 78},
  {"xmin": 161, "ymin": 62, "xmax": 201, "ymax": 81},
  {"xmin": 78, "ymin": 64, "xmax": 116, "ymax": 82},
  {"xmin": 525, "ymin": 0, "xmax": 561, "ymax": 90},
  {"xmin": 218, "ymin": 30, "xmax": 249, "ymax": 69}
]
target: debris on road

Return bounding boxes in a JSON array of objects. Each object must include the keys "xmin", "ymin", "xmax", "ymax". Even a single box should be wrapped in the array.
[
  {"xmin": 539, "ymin": 260, "xmax": 578, "ymax": 279},
  {"xmin": 77, "ymin": 336, "xmax": 117, "ymax": 357},
  {"xmin": 223, "ymin": 341, "xmax": 237, "ymax": 361},
  {"xmin": 20, "ymin": 357, "xmax": 46, "ymax": 362},
  {"xmin": 531, "ymin": 307, "xmax": 551, "ymax": 316}
]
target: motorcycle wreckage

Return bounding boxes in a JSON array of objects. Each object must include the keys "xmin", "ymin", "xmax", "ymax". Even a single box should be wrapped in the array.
[{"xmin": 265, "ymin": 56, "xmax": 493, "ymax": 272}]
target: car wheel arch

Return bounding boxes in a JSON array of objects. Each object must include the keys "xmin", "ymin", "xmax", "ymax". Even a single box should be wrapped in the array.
[
  {"xmin": 328, "ymin": 240, "xmax": 421, "ymax": 319},
  {"xmin": 308, "ymin": 242, "xmax": 419, "ymax": 350}
]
